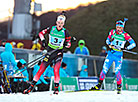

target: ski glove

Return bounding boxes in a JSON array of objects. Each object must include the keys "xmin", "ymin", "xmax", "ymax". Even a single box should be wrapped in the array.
[
  {"xmin": 42, "ymin": 50, "xmax": 47, "ymax": 54},
  {"xmin": 65, "ymin": 42, "xmax": 71, "ymax": 48},
  {"xmin": 121, "ymin": 47, "xmax": 128, "ymax": 51}
]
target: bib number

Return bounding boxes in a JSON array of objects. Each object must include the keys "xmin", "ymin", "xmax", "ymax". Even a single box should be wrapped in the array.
[
  {"xmin": 54, "ymin": 38, "xmax": 58, "ymax": 43},
  {"xmin": 49, "ymin": 35, "xmax": 65, "ymax": 46},
  {"xmin": 111, "ymin": 39, "xmax": 126, "ymax": 48},
  {"xmin": 116, "ymin": 41, "xmax": 123, "ymax": 47}
]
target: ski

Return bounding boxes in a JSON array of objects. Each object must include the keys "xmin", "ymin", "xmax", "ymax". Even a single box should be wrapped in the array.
[{"xmin": 65, "ymin": 89, "xmax": 105, "ymax": 93}]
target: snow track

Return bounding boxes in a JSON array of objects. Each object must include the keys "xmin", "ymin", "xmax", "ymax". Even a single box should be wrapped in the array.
[{"xmin": 0, "ymin": 91, "xmax": 138, "ymax": 102}]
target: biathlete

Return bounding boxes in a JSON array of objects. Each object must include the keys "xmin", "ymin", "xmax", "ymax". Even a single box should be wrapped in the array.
[
  {"xmin": 90, "ymin": 18, "xmax": 136, "ymax": 94},
  {"xmin": 24, "ymin": 13, "xmax": 72, "ymax": 94}
]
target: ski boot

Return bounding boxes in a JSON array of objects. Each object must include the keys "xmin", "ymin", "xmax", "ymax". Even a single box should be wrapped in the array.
[
  {"xmin": 0, "ymin": 87, "xmax": 2, "ymax": 94},
  {"xmin": 117, "ymin": 84, "xmax": 121, "ymax": 94},
  {"xmin": 23, "ymin": 81, "xmax": 36, "ymax": 94},
  {"xmin": 89, "ymin": 80, "xmax": 103, "ymax": 90},
  {"xmin": 53, "ymin": 83, "xmax": 59, "ymax": 95}
]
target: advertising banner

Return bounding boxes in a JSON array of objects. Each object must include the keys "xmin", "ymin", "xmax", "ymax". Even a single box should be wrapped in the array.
[
  {"xmin": 60, "ymin": 77, "xmax": 79, "ymax": 91},
  {"xmin": 78, "ymin": 77, "xmax": 98, "ymax": 90},
  {"xmin": 104, "ymin": 77, "xmax": 117, "ymax": 91},
  {"xmin": 123, "ymin": 78, "xmax": 138, "ymax": 91}
]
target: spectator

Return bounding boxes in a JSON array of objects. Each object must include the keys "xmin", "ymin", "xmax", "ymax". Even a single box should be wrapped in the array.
[
  {"xmin": 99, "ymin": 46, "xmax": 107, "ymax": 57},
  {"xmin": 60, "ymin": 62, "xmax": 69, "ymax": 77},
  {"xmin": 0, "ymin": 39, "xmax": 6, "ymax": 47},
  {"xmin": 31, "ymin": 43, "xmax": 41, "ymax": 50},
  {"xmin": 79, "ymin": 65, "xmax": 88, "ymax": 77},
  {"xmin": 31, "ymin": 39, "xmax": 41, "ymax": 50},
  {"xmin": 12, "ymin": 59, "xmax": 29, "ymax": 92},
  {"xmin": 17, "ymin": 42, "xmax": 24, "ymax": 49},
  {"xmin": 0, "ymin": 43, "xmax": 17, "ymax": 75},
  {"xmin": 74, "ymin": 40, "xmax": 90, "ymax": 55},
  {"xmin": 10, "ymin": 42, "xmax": 16, "ymax": 48},
  {"xmin": 33, "ymin": 60, "xmax": 49, "ymax": 91}
]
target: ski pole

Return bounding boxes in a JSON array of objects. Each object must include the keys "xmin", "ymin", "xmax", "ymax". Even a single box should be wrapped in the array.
[
  {"xmin": 16, "ymin": 46, "xmax": 62, "ymax": 75},
  {"xmin": 14, "ymin": 54, "xmax": 44, "ymax": 75},
  {"xmin": 123, "ymin": 50, "xmax": 138, "ymax": 55},
  {"xmin": 26, "ymin": 36, "xmax": 76, "ymax": 67},
  {"xmin": 15, "ymin": 50, "xmax": 47, "ymax": 73},
  {"xmin": 16, "ymin": 56, "xmax": 44, "ymax": 75},
  {"xmin": 27, "ymin": 56, "xmax": 44, "ymax": 68},
  {"xmin": 26, "ymin": 55, "xmax": 44, "ymax": 66},
  {"xmin": 15, "ymin": 36, "xmax": 76, "ymax": 75}
]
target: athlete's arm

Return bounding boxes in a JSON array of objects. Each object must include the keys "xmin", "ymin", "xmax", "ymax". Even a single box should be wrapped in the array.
[
  {"xmin": 106, "ymin": 29, "xmax": 114, "ymax": 45},
  {"xmin": 39, "ymin": 27, "xmax": 52, "ymax": 41},
  {"xmin": 64, "ymin": 30, "xmax": 71, "ymax": 48},
  {"xmin": 124, "ymin": 33, "xmax": 136, "ymax": 50}
]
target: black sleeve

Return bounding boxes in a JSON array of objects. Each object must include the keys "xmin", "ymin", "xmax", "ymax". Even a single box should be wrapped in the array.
[
  {"xmin": 65, "ymin": 30, "xmax": 71, "ymax": 42},
  {"xmin": 46, "ymin": 26, "xmax": 52, "ymax": 34}
]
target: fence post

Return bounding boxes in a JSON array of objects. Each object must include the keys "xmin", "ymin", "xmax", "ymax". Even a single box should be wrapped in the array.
[{"xmin": 93, "ymin": 59, "xmax": 98, "ymax": 76}]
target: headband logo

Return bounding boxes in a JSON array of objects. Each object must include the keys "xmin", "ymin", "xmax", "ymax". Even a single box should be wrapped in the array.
[{"xmin": 57, "ymin": 15, "xmax": 66, "ymax": 22}]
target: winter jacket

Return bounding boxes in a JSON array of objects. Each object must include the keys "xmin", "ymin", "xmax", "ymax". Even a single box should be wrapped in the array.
[
  {"xmin": 79, "ymin": 65, "xmax": 88, "ymax": 77},
  {"xmin": 0, "ymin": 43, "xmax": 17, "ymax": 74},
  {"xmin": 74, "ymin": 40, "xmax": 89, "ymax": 55},
  {"xmin": 60, "ymin": 68, "xmax": 69, "ymax": 77},
  {"xmin": 44, "ymin": 65, "xmax": 54, "ymax": 78},
  {"xmin": 14, "ymin": 59, "xmax": 29, "ymax": 82}
]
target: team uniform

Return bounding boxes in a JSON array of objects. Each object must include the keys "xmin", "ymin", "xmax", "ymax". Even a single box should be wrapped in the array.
[
  {"xmin": 100, "ymin": 29, "xmax": 136, "ymax": 83},
  {"xmin": 90, "ymin": 20, "xmax": 136, "ymax": 94},
  {"xmin": 24, "ymin": 25, "xmax": 71, "ymax": 94},
  {"xmin": 35, "ymin": 26, "xmax": 71, "ymax": 84}
]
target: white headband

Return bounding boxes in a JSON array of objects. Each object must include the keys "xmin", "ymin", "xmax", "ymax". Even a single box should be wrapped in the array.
[{"xmin": 57, "ymin": 15, "xmax": 66, "ymax": 22}]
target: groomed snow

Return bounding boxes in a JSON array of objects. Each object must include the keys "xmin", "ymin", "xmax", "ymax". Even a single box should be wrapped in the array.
[{"xmin": 0, "ymin": 91, "xmax": 138, "ymax": 102}]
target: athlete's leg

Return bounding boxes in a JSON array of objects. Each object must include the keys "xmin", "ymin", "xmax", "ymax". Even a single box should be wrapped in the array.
[
  {"xmin": 53, "ymin": 56, "xmax": 62, "ymax": 94},
  {"xmin": 116, "ymin": 71, "xmax": 122, "ymax": 85},
  {"xmin": 54, "ymin": 61, "xmax": 62, "ymax": 83},
  {"xmin": 114, "ymin": 56, "xmax": 123, "ymax": 94},
  {"xmin": 90, "ymin": 52, "xmax": 114, "ymax": 90},
  {"xmin": 99, "ymin": 54, "xmax": 114, "ymax": 81},
  {"xmin": 23, "ymin": 54, "xmax": 52, "ymax": 94},
  {"xmin": 115, "ymin": 57, "xmax": 122, "ymax": 84},
  {"xmin": 33, "ymin": 61, "xmax": 50, "ymax": 82}
]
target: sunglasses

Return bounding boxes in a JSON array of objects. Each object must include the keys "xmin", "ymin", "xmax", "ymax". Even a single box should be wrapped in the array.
[{"xmin": 116, "ymin": 22, "xmax": 123, "ymax": 25}]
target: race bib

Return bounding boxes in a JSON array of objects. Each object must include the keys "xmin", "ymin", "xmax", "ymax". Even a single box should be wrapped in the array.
[
  {"xmin": 111, "ymin": 39, "xmax": 126, "ymax": 48},
  {"xmin": 49, "ymin": 35, "xmax": 65, "ymax": 47}
]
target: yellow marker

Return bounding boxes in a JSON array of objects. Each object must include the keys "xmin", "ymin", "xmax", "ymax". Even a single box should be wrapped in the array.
[{"xmin": 44, "ymin": 58, "xmax": 48, "ymax": 62}]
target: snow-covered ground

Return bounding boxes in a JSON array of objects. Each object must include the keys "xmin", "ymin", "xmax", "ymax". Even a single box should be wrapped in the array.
[{"xmin": 0, "ymin": 91, "xmax": 138, "ymax": 102}]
